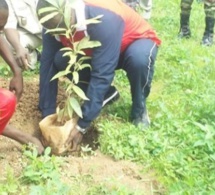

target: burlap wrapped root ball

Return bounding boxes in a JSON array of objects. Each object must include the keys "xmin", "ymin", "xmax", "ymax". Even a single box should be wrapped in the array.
[{"xmin": 39, "ymin": 114, "xmax": 77, "ymax": 155}]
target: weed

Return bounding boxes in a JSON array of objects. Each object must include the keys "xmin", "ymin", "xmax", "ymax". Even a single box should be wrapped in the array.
[{"xmin": 0, "ymin": 168, "xmax": 20, "ymax": 194}]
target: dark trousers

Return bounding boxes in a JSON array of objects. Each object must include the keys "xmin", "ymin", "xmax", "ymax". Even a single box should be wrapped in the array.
[
  {"xmin": 39, "ymin": 30, "xmax": 158, "ymax": 120},
  {"xmin": 118, "ymin": 39, "xmax": 158, "ymax": 120}
]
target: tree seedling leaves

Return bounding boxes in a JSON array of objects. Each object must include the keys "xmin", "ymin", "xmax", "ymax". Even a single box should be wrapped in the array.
[
  {"xmin": 77, "ymin": 37, "xmax": 101, "ymax": 50},
  {"xmin": 74, "ymin": 15, "xmax": 103, "ymax": 29},
  {"xmin": 70, "ymin": 97, "xmax": 82, "ymax": 118},
  {"xmin": 79, "ymin": 63, "xmax": 91, "ymax": 70},
  {"xmin": 45, "ymin": 28, "xmax": 66, "ymax": 34},
  {"xmin": 72, "ymin": 85, "xmax": 89, "ymax": 100},
  {"xmin": 39, "ymin": 12, "xmax": 59, "ymax": 24},
  {"xmin": 67, "ymin": 100, "xmax": 74, "ymax": 118},
  {"xmin": 51, "ymin": 70, "xmax": 70, "ymax": 81},
  {"xmin": 44, "ymin": 147, "xmax": 52, "ymax": 156},
  {"xmin": 64, "ymin": 1, "xmax": 72, "ymax": 28},
  {"xmin": 38, "ymin": 6, "xmax": 58, "ymax": 15},
  {"xmin": 60, "ymin": 47, "xmax": 73, "ymax": 51},
  {"xmin": 73, "ymin": 71, "xmax": 79, "ymax": 84}
]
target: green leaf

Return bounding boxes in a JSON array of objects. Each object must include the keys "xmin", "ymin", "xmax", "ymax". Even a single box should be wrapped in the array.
[
  {"xmin": 72, "ymin": 85, "xmax": 89, "ymax": 100},
  {"xmin": 44, "ymin": 147, "xmax": 52, "ymax": 156},
  {"xmin": 60, "ymin": 47, "xmax": 73, "ymax": 51},
  {"xmin": 66, "ymin": 84, "xmax": 73, "ymax": 93},
  {"xmin": 77, "ymin": 50, "xmax": 86, "ymax": 56},
  {"xmin": 74, "ymin": 15, "xmax": 103, "ymax": 29},
  {"xmin": 62, "ymin": 51, "xmax": 74, "ymax": 57},
  {"xmin": 77, "ymin": 37, "xmax": 101, "ymax": 51},
  {"xmin": 67, "ymin": 99, "xmax": 74, "ymax": 118},
  {"xmin": 73, "ymin": 71, "xmax": 79, "ymax": 84},
  {"xmin": 70, "ymin": 97, "xmax": 82, "ymax": 118},
  {"xmin": 39, "ymin": 12, "xmax": 59, "ymax": 24},
  {"xmin": 79, "ymin": 63, "xmax": 91, "ymax": 70},
  {"xmin": 68, "ymin": 55, "xmax": 77, "ymax": 67},
  {"xmin": 64, "ymin": 1, "xmax": 72, "ymax": 28},
  {"xmin": 45, "ymin": 28, "xmax": 66, "ymax": 34},
  {"xmin": 37, "ymin": 7, "xmax": 58, "ymax": 15},
  {"xmin": 78, "ymin": 56, "xmax": 92, "ymax": 62},
  {"xmin": 51, "ymin": 70, "xmax": 69, "ymax": 81}
]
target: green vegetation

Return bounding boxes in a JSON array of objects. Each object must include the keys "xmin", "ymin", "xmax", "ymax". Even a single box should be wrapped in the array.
[
  {"xmin": 97, "ymin": 0, "xmax": 215, "ymax": 193},
  {"xmin": 0, "ymin": 0, "xmax": 215, "ymax": 194}
]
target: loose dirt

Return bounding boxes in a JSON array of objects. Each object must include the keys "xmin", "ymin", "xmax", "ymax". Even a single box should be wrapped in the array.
[{"xmin": 0, "ymin": 77, "xmax": 160, "ymax": 194}]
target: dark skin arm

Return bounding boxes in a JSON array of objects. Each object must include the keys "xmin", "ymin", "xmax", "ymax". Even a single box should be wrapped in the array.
[
  {"xmin": 4, "ymin": 28, "xmax": 30, "ymax": 69},
  {"xmin": 0, "ymin": 34, "xmax": 23, "ymax": 101},
  {"xmin": 2, "ymin": 125, "xmax": 44, "ymax": 155}
]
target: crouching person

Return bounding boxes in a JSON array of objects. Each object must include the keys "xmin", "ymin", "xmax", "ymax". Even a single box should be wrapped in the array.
[
  {"xmin": 37, "ymin": 0, "xmax": 161, "ymax": 152},
  {"xmin": 0, "ymin": 0, "xmax": 44, "ymax": 155}
]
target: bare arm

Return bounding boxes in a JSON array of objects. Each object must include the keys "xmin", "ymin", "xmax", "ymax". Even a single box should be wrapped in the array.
[
  {"xmin": 4, "ymin": 28, "xmax": 30, "ymax": 69},
  {"xmin": 0, "ymin": 34, "xmax": 23, "ymax": 100}
]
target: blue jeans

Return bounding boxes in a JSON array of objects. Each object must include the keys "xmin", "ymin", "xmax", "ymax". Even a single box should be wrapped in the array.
[
  {"xmin": 39, "ymin": 30, "xmax": 91, "ymax": 118},
  {"xmin": 39, "ymin": 29, "xmax": 158, "ymax": 121},
  {"xmin": 118, "ymin": 38, "xmax": 158, "ymax": 120}
]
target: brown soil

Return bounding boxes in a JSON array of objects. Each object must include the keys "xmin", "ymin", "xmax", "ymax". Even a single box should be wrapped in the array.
[{"xmin": 0, "ymin": 77, "xmax": 160, "ymax": 194}]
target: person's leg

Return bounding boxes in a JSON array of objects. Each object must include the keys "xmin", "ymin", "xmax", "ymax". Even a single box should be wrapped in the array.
[
  {"xmin": 118, "ymin": 39, "xmax": 158, "ymax": 130},
  {"xmin": 201, "ymin": 1, "xmax": 215, "ymax": 46},
  {"xmin": 123, "ymin": 0, "xmax": 139, "ymax": 10},
  {"xmin": 178, "ymin": 0, "xmax": 194, "ymax": 38},
  {"xmin": 39, "ymin": 29, "xmax": 63, "ymax": 118},
  {"xmin": 2, "ymin": 125, "xmax": 44, "ymax": 155},
  {"xmin": 139, "ymin": 0, "xmax": 152, "ymax": 20}
]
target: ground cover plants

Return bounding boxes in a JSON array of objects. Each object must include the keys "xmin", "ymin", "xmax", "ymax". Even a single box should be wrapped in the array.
[
  {"xmin": 0, "ymin": 0, "xmax": 215, "ymax": 194},
  {"xmin": 97, "ymin": 0, "xmax": 215, "ymax": 193}
]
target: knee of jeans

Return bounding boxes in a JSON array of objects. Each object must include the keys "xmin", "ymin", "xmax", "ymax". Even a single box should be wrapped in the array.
[
  {"xmin": 132, "ymin": 57, "xmax": 151, "ymax": 72},
  {"xmin": 53, "ymin": 51, "xmax": 69, "ymax": 71}
]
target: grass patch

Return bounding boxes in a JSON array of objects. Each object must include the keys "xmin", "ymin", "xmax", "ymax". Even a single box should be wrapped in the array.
[{"xmin": 1, "ymin": 0, "xmax": 215, "ymax": 194}]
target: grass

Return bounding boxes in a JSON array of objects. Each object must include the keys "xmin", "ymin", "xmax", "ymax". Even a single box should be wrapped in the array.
[
  {"xmin": 1, "ymin": 0, "xmax": 215, "ymax": 194},
  {"xmin": 97, "ymin": 0, "xmax": 215, "ymax": 194}
]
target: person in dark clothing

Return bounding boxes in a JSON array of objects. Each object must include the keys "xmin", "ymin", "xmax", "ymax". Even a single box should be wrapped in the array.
[
  {"xmin": 179, "ymin": 0, "xmax": 215, "ymax": 46},
  {"xmin": 37, "ymin": 0, "xmax": 161, "ymax": 151}
]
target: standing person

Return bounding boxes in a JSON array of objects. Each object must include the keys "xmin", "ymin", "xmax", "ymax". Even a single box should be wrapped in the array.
[
  {"xmin": 4, "ymin": 0, "xmax": 42, "ymax": 70},
  {"xmin": 178, "ymin": 0, "xmax": 215, "ymax": 46},
  {"xmin": 0, "ymin": 0, "xmax": 44, "ymax": 155},
  {"xmin": 37, "ymin": 0, "xmax": 161, "ymax": 151},
  {"xmin": 140, "ymin": 0, "xmax": 153, "ymax": 20},
  {"xmin": 123, "ymin": 0, "xmax": 153, "ymax": 20}
]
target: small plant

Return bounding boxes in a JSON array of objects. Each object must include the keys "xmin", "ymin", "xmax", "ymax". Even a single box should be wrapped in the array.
[
  {"xmin": 21, "ymin": 147, "xmax": 63, "ymax": 185},
  {"xmin": 81, "ymin": 144, "xmax": 97, "ymax": 157},
  {"xmin": 38, "ymin": 0, "xmax": 102, "ymax": 123},
  {"xmin": 0, "ymin": 168, "xmax": 20, "ymax": 194},
  {"xmin": 0, "ymin": 63, "xmax": 11, "ymax": 76},
  {"xmin": 29, "ymin": 177, "xmax": 71, "ymax": 195}
]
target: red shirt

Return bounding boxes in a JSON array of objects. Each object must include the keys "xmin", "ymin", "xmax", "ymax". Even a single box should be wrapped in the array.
[{"xmin": 0, "ymin": 88, "xmax": 16, "ymax": 134}]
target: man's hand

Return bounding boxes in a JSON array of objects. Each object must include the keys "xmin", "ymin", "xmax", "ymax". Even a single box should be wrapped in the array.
[
  {"xmin": 9, "ymin": 70, "xmax": 23, "ymax": 101},
  {"xmin": 16, "ymin": 46, "xmax": 30, "ymax": 70},
  {"xmin": 66, "ymin": 125, "xmax": 83, "ymax": 152}
]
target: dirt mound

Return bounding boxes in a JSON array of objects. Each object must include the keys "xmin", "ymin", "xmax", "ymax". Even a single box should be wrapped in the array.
[{"xmin": 0, "ymin": 77, "xmax": 158, "ymax": 194}]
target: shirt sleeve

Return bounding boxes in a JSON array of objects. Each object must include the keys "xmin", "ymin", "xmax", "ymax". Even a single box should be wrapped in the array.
[{"xmin": 4, "ymin": 0, "xmax": 18, "ymax": 29}]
